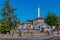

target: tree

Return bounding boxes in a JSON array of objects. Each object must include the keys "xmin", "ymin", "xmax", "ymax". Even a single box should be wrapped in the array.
[
  {"xmin": 0, "ymin": 0, "xmax": 19, "ymax": 33},
  {"xmin": 56, "ymin": 18, "xmax": 60, "ymax": 34},
  {"xmin": 57, "ymin": 18, "xmax": 60, "ymax": 27},
  {"xmin": 45, "ymin": 12, "xmax": 58, "ymax": 34},
  {"xmin": 45, "ymin": 12, "xmax": 58, "ymax": 27}
]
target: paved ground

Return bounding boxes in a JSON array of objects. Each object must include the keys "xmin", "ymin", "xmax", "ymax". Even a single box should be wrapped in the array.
[
  {"xmin": 0, "ymin": 36, "xmax": 59, "ymax": 40},
  {"xmin": 0, "ymin": 35, "xmax": 60, "ymax": 40},
  {"xmin": 0, "ymin": 38, "xmax": 43, "ymax": 40},
  {"xmin": 0, "ymin": 34, "xmax": 60, "ymax": 40},
  {"xmin": 0, "ymin": 37, "xmax": 59, "ymax": 40},
  {"xmin": 0, "ymin": 37, "xmax": 44, "ymax": 40},
  {"xmin": 45, "ymin": 36, "xmax": 60, "ymax": 40}
]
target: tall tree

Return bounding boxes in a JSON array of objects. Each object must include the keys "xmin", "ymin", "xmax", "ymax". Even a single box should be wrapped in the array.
[
  {"xmin": 56, "ymin": 18, "xmax": 60, "ymax": 34},
  {"xmin": 57, "ymin": 18, "xmax": 60, "ymax": 27},
  {"xmin": 0, "ymin": 0, "xmax": 19, "ymax": 33},
  {"xmin": 45, "ymin": 12, "xmax": 58, "ymax": 27},
  {"xmin": 45, "ymin": 12, "xmax": 58, "ymax": 34}
]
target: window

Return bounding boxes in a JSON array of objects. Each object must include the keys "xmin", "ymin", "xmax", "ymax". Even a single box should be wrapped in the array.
[{"xmin": 38, "ymin": 26, "xmax": 40, "ymax": 28}]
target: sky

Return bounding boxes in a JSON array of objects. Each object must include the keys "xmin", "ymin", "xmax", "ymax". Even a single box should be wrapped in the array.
[{"xmin": 0, "ymin": 0, "xmax": 60, "ymax": 22}]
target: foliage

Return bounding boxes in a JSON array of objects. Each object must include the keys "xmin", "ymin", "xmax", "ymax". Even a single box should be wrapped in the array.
[
  {"xmin": 0, "ymin": 0, "xmax": 19, "ymax": 33},
  {"xmin": 57, "ymin": 18, "xmax": 60, "ymax": 26},
  {"xmin": 45, "ymin": 12, "xmax": 58, "ymax": 28}
]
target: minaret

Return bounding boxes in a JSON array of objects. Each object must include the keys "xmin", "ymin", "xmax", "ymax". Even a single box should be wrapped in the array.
[{"xmin": 38, "ymin": 6, "xmax": 40, "ymax": 18}]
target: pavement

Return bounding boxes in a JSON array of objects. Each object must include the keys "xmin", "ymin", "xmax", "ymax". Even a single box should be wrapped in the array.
[
  {"xmin": 0, "ymin": 34, "xmax": 60, "ymax": 40},
  {"xmin": 0, "ymin": 34, "xmax": 59, "ymax": 40}
]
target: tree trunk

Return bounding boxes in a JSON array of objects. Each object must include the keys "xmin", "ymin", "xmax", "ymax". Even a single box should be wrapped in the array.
[
  {"xmin": 51, "ymin": 26, "xmax": 54, "ymax": 35},
  {"xmin": 56, "ymin": 26, "xmax": 59, "ymax": 34}
]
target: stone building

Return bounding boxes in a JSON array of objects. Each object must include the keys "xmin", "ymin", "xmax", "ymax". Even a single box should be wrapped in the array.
[{"xmin": 17, "ymin": 6, "xmax": 51, "ymax": 31}]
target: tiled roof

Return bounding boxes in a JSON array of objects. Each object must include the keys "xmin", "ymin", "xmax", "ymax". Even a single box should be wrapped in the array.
[{"xmin": 34, "ymin": 17, "xmax": 44, "ymax": 20}]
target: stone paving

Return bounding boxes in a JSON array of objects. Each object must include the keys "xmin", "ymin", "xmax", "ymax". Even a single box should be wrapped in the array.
[
  {"xmin": 0, "ymin": 34, "xmax": 59, "ymax": 40},
  {"xmin": 0, "ymin": 31, "xmax": 59, "ymax": 40},
  {"xmin": 0, "ymin": 35, "xmax": 59, "ymax": 40},
  {"xmin": 0, "ymin": 38, "xmax": 44, "ymax": 40}
]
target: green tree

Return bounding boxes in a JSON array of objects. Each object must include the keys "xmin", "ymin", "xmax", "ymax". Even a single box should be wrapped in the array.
[
  {"xmin": 56, "ymin": 18, "xmax": 60, "ymax": 34},
  {"xmin": 0, "ymin": 0, "xmax": 19, "ymax": 33},
  {"xmin": 45, "ymin": 12, "xmax": 58, "ymax": 34},
  {"xmin": 45, "ymin": 12, "xmax": 58, "ymax": 27},
  {"xmin": 57, "ymin": 18, "xmax": 60, "ymax": 27}
]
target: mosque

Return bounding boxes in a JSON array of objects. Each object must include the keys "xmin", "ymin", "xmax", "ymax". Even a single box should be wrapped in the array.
[{"xmin": 17, "ymin": 6, "xmax": 51, "ymax": 31}]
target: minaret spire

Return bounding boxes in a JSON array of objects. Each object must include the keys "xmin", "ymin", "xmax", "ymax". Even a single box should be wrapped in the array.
[{"xmin": 38, "ymin": 4, "xmax": 40, "ymax": 18}]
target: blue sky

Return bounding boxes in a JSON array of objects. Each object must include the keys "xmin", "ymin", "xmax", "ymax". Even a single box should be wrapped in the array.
[{"xmin": 0, "ymin": 0, "xmax": 60, "ymax": 22}]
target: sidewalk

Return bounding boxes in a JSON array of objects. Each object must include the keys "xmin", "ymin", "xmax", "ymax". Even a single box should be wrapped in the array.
[
  {"xmin": 0, "ymin": 34, "xmax": 60, "ymax": 39},
  {"xmin": 39, "ymin": 34, "xmax": 60, "ymax": 40},
  {"xmin": 0, "ymin": 34, "xmax": 59, "ymax": 40}
]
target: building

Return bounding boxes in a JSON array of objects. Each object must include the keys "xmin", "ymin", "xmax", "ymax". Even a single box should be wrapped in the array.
[{"xmin": 17, "ymin": 5, "xmax": 51, "ymax": 31}]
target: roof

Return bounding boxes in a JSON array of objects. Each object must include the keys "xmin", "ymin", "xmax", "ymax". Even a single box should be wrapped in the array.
[
  {"xmin": 34, "ymin": 17, "xmax": 44, "ymax": 20},
  {"xmin": 37, "ymin": 21, "xmax": 51, "ymax": 29},
  {"xmin": 27, "ymin": 20, "xmax": 33, "ymax": 22}
]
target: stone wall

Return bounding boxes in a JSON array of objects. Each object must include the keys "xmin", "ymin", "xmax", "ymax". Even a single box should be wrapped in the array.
[{"xmin": 9, "ymin": 30, "xmax": 53, "ymax": 37}]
